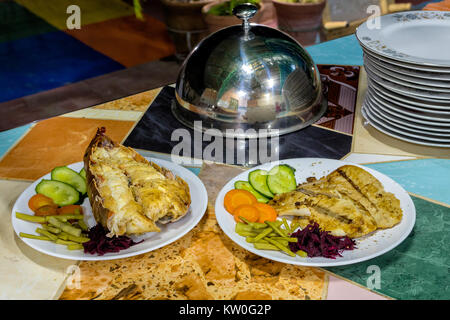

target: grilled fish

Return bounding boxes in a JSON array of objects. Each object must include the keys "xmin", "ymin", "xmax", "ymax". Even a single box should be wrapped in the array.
[
  {"xmin": 269, "ymin": 165, "xmax": 402, "ymax": 238},
  {"xmin": 270, "ymin": 189, "xmax": 377, "ymax": 238},
  {"xmin": 84, "ymin": 128, "xmax": 191, "ymax": 237}
]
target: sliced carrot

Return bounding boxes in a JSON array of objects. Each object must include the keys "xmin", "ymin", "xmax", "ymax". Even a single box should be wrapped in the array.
[
  {"xmin": 28, "ymin": 194, "xmax": 56, "ymax": 212},
  {"xmin": 57, "ymin": 205, "xmax": 83, "ymax": 215},
  {"xmin": 34, "ymin": 205, "xmax": 59, "ymax": 217},
  {"xmin": 253, "ymin": 203, "xmax": 278, "ymax": 223},
  {"xmin": 233, "ymin": 204, "xmax": 260, "ymax": 223},
  {"xmin": 224, "ymin": 189, "xmax": 257, "ymax": 214}
]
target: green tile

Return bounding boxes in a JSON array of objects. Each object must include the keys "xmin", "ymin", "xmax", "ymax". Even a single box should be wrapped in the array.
[
  {"xmin": 326, "ymin": 196, "xmax": 450, "ymax": 300},
  {"xmin": 0, "ymin": 2, "xmax": 57, "ymax": 43}
]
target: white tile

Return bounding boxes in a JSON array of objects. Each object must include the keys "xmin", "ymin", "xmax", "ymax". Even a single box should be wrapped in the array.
[
  {"xmin": 342, "ymin": 153, "xmax": 417, "ymax": 164},
  {"xmin": 0, "ymin": 180, "xmax": 75, "ymax": 299}
]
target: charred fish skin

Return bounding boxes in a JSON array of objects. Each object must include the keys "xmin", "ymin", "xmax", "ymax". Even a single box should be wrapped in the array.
[{"xmin": 84, "ymin": 128, "xmax": 191, "ymax": 237}]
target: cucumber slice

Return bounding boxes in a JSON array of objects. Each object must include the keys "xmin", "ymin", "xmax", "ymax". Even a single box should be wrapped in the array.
[
  {"xmin": 51, "ymin": 166, "xmax": 87, "ymax": 194},
  {"xmin": 35, "ymin": 180, "xmax": 80, "ymax": 206},
  {"xmin": 234, "ymin": 181, "xmax": 269, "ymax": 203},
  {"xmin": 79, "ymin": 168, "xmax": 87, "ymax": 180},
  {"xmin": 267, "ymin": 165, "xmax": 297, "ymax": 195},
  {"xmin": 248, "ymin": 169, "xmax": 274, "ymax": 198}
]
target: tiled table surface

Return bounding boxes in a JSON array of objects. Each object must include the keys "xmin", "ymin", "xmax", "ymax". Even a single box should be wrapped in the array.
[
  {"xmin": 0, "ymin": 0, "xmax": 174, "ymax": 103},
  {"xmin": 0, "ymin": 34, "xmax": 449, "ymax": 300},
  {"xmin": 0, "ymin": 0, "xmax": 180, "ymax": 132}
]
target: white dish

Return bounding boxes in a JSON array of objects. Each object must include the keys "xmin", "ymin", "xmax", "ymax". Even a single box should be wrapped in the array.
[
  {"xmin": 364, "ymin": 50, "xmax": 450, "ymax": 81},
  {"xmin": 365, "ymin": 90, "xmax": 450, "ymax": 127},
  {"xmin": 369, "ymin": 79, "xmax": 450, "ymax": 111},
  {"xmin": 362, "ymin": 103, "xmax": 450, "ymax": 148},
  {"xmin": 370, "ymin": 88, "xmax": 450, "ymax": 117},
  {"xmin": 214, "ymin": 158, "xmax": 416, "ymax": 267},
  {"xmin": 364, "ymin": 55, "xmax": 450, "ymax": 90},
  {"xmin": 361, "ymin": 47, "xmax": 450, "ymax": 74},
  {"xmin": 357, "ymin": 11, "xmax": 450, "ymax": 67},
  {"xmin": 367, "ymin": 88, "xmax": 450, "ymax": 123},
  {"xmin": 364, "ymin": 98, "xmax": 450, "ymax": 142},
  {"xmin": 366, "ymin": 66, "xmax": 450, "ymax": 100},
  {"xmin": 11, "ymin": 158, "xmax": 208, "ymax": 261},
  {"xmin": 365, "ymin": 60, "xmax": 450, "ymax": 93},
  {"xmin": 369, "ymin": 85, "xmax": 450, "ymax": 117},
  {"xmin": 366, "ymin": 91, "xmax": 450, "ymax": 133},
  {"xmin": 366, "ymin": 98, "xmax": 450, "ymax": 134}
]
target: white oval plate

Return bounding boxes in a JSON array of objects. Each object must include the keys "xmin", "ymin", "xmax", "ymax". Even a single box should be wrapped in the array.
[
  {"xmin": 11, "ymin": 158, "xmax": 208, "ymax": 261},
  {"xmin": 214, "ymin": 158, "xmax": 416, "ymax": 267},
  {"xmin": 357, "ymin": 11, "xmax": 450, "ymax": 67},
  {"xmin": 362, "ymin": 104, "xmax": 450, "ymax": 148}
]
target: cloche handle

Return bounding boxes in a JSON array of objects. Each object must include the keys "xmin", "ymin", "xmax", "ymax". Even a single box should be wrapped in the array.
[{"xmin": 233, "ymin": 3, "xmax": 258, "ymax": 31}]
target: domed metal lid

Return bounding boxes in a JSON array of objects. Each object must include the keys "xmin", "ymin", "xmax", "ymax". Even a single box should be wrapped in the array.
[{"xmin": 173, "ymin": 3, "xmax": 327, "ymax": 138}]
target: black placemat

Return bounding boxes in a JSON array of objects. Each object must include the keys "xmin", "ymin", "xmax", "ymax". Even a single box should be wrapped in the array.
[{"xmin": 124, "ymin": 84, "xmax": 353, "ymax": 165}]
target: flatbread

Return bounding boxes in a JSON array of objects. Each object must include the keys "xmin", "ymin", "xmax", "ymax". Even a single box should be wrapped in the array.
[{"xmin": 59, "ymin": 163, "xmax": 327, "ymax": 300}]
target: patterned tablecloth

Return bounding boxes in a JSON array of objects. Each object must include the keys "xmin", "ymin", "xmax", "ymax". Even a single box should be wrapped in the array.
[{"xmin": 0, "ymin": 44, "xmax": 449, "ymax": 300}]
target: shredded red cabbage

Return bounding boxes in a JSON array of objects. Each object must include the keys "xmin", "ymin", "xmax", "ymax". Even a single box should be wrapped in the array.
[
  {"xmin": 83, "ymin": 224, "xmax": 142, "ymax": 256},
  {"xmin": 289, "ymin": 223, "xmax": 356, "ymax": 259}
]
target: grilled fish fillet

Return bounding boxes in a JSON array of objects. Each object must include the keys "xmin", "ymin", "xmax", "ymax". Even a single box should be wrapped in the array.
[
  {"xmin": 301, "ymin": 165, "xmax": 402, "ymax": 229},
  {"xmin": 120, "ymin": 161, "xmax": 191, "ymax": 224},
  {"xmin": 270, "ymin": 189, "xmax": 377, "ymax": 238},
  {"xmin": 84, "ymin": 128, "xmax": 191, "ymax": 237},
  {"xmin": 269, "ymin": 165, "xmax": 402, "ymax": 238}
]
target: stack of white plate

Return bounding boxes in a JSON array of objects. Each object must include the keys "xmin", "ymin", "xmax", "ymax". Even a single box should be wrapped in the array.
[{"xmin": 356, "ymin": 11, "xmax": 450, "ymax": 148}]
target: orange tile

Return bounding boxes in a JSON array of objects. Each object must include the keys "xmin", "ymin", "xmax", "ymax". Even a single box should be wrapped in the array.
[
  {"xmin": 65, "ymin": 14, "xmax": 175, "ymax": 67},
  {"xmin": 0, "ymin": 117, "xmax": 134, "ymax": 181},
  {"xmin": 423, "ymin": 0, "xmax": 450, "ymax": 10}
]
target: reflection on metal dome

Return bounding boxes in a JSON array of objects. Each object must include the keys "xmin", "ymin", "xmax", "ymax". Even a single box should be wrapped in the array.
[{"xmin": 173, "ymin": 3, "xmax": 326, "ymax": 138}]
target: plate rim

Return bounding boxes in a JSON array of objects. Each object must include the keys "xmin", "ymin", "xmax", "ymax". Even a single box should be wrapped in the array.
[
  {"xmin": 364, "ymin": 56, "xmax": 450, "ymax": 92},
  {"xmin": 361, "ymin": 47, "xmax": 450, "ymax": 74},
  {"xmin": 362, "ymin": 104, "xmax": 450, "ymax": 147},
  {"xmin": 368, "ymin": 79, "xmax": 450, "ymax": 111},
  {"xmin": 214, "ymin": 158, "xmax": 417, "ymax": 267},
  {"xmin": 11, "ymin": 158, "xmax": 208, "ymax": 261},
  {"xmin": 364, "ymin": 54, "xmax": 450, "ymax": 85},
  {"xmin": 364, "ymin": 99, "xmax": 450, "ymax": 142},
  {"xmin": 366, "ymin": 66, "xmax": 450, "ymax": 101},
  {"xmin": 367, "ymin": 88, "xmax": 450, "ymax": 123},
  {"xmin": 365, "ymin": 94, "xmax": 450, "ymax": 133}
]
